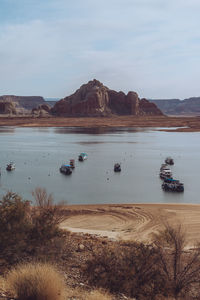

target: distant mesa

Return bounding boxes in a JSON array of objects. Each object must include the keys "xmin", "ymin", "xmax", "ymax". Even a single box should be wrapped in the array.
[
  {"xmin": 51, "ymin": 79, "xmax": 163, "ymax": 116},
  {"xmin": 0, "ymin": 95, "xmax": 45, "ymax": 114},
  {"xmin": 150, "ymin": 97, "xmax": 200, "ymax": 115}
]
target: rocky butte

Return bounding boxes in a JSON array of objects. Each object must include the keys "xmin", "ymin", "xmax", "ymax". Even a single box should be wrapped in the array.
[
  {"xmin": 0, "ymin": 95, "xmax": 45, "ymax": 114},
  {"xmin": 51, "ymin": 79, "xmax": 163, "ymax": 116}
]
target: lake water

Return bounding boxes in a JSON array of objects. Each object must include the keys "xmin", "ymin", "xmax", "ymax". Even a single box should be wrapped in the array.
[{"xmin": 0, "ymin": 126, "xmax": 199, "ymax": 205}]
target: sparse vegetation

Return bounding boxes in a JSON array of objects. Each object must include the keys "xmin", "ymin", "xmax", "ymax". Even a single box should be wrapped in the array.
[
  {"xmin": 0, "ymin": 189, "xmax": 69, "ymax": 265},
  {"xmin": 2, "ymin": 190, "xmax": 200, "ymax": 299},
  {"xmin": 6, "ymin": 262, "xmax": 66, "ymax": 300}
]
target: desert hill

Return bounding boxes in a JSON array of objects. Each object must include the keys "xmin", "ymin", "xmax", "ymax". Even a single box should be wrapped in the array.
[{"xmin": 51, "ymin": 79, "xmax": 163, "ymax": 116}]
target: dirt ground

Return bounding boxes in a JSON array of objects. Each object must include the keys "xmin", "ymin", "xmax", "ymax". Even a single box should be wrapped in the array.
[
  {"xmin": 60, "ymin": 203, "xmax": 200, "ymax": 247},
  {"xmin": 1, "ymin": 115, "xmax": 200, "ymax": 131}
]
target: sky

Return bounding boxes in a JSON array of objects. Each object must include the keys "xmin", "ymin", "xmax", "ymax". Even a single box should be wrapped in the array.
[{"xmin": 1, "ymin": 0, "xmax": 200, "ymax": 99}]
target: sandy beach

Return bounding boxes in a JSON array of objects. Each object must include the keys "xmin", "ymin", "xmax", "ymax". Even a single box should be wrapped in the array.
[{"xmin": 60, "ymin": 203, "xmax": 200, "ymax": 246}]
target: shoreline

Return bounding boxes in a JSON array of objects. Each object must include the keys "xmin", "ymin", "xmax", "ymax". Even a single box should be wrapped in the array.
[
  {"xmin": 61, "ymin": 203, "xmax": 200, "ymax": 246},
  {"xmin": 0, "ymin": 115, "xmax": 200, "ymax": 131}
]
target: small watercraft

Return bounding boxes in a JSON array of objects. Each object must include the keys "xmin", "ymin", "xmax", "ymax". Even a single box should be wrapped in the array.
[
  {"xmin": 6, "ymin": 162, "xmax": 15, "ymax": 171},
  {"xmin": 162, "ymin": 177, "xmax": 184, "ymax": 192},
  {"xmin": 114, "ymin": 163, "xmax": 121, "ymax": 172},
  {"xmin": 70, "ymin": 159, "xmax": 75, "ymax": 169},
  {"xmin": 78, "ymin": 153, "xmax": 88, "ymax": 161},
  {"xmin": 165, "ymin": 157, "xmax": 174, "ymax": 165},
  {"xmin": 59, "ymin": 164, "xmax": 72, "ymax": 175},
  {"xmin": 160, "ymin": 169, "xmax": 172, "ymax": 179}
]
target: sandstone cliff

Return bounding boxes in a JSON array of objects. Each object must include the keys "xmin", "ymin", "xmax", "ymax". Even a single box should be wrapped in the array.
[
  {"xmin": 0, "ymin": 101, "xmax": 17, "ymax": 114},
  {"xmin": 52, "ymin": 79, "xmax": 163, "ymax": 116},
  {"xmin": 0, "ymin": 95, "xmax": 45, "ymax": 112}
]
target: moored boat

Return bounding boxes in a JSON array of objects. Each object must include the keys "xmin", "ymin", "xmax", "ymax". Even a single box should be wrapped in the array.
[
  {"xmin": 6, "ymin": 162, "xmax": 15, "ymax": 171},
  {"xmin": 160, "ymin": 163, "xmax": 168, "ymax": 171},
  {"xmin": 114, "ymin": 163, "xmax": 121, "ymax": 172},
  {"xmin": 160, "ymin": 168, "xmax": 172, "ymax": 179},
  {"xmin": 162, "ymin": 178, "xmax": 184, "ymax": 192},
  {"xmin": 78, "ymin": 153, "xmax": 88, "ymax": 161},
  {"xmin": 70, "ymin": 159, "xmax": 75, "ymax": 169},
  {"xmin": 165, "ymin": 157, "xmax": 174, "ymax": 165},
  {"xmin": 59, "ymin": 164, "xmax": 72, "ymax": 175}
]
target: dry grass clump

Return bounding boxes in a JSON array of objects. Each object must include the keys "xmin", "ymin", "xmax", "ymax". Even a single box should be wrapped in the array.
[
  {"xmin": 63, "ymin": 287, "xmax": 113, "ymax": 300},
  {"xmin": 6, "ymin": 262, "xmax": 66, "ymax": 300}
]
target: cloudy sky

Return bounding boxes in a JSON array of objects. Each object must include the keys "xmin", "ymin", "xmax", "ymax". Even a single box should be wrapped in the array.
[{"xmin": 1, "ymin": 0, "xmax": 200, "ymax": 99}]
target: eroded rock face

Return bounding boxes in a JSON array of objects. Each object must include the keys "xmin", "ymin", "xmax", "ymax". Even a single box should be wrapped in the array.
[
  {"xmin": 31, "ymin": 104, "xmax": 51, "ymax": 117},
  {"xmin": 0, "ymin": 95, "xmax": 45, "ymax": 111},
  {"xmin": 0, "ymin": 101, "xmax": 17, "ymax": 114},
  {"xmin": 52, "ymin": 79, "xmax": 163, "ymax": 116}
]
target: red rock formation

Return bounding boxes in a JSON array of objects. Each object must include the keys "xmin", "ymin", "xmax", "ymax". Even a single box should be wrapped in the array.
[{"xmin": 52, "ymin": 79, "xmax": 163, "ymax": 116}]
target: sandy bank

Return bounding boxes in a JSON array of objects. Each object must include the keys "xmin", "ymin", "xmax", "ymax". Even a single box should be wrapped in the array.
[
  {"xmin": 60, "ymin": 203, "xmax": 200, "ymax": 246},
  {"xmin": 0, "ymin": 115, "xmax": 200, "ymax": 131}
]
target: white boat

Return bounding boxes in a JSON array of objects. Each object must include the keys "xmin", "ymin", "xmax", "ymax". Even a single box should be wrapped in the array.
[
  {"xmin": 160, "ymin": 169, "xmax": 172, "ymax": 179},
  {"xmin": 78, "ymin": 153, "xmax": 88, "ymax": 161}
]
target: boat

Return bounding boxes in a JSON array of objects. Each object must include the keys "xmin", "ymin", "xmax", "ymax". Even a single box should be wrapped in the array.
[
  {"xmin": 70, "ymin": 159, "xmax": 75, "ymax": 169},
  {"xmin": 6, "ymin": 162, "xmax": 15, "ymax": 171},
  {"xmin": 78, "ymin": 153, "xmax": 88, "ymax": 161},
  {"xmin": 59, "ymin": 164, "xmax": 72, "ymax": 175},
  {"xmin": 162, "ymin": 178, "xmax": 184, "ymax": 192},
  {"xmin": 165, "ymin": 157, "xmax": 174, "ymax": 165},
  {"xmin": 160, "ymin": 163, "xmax": 169, "ymax": 171},
  {"xmin": 114, "ymin": 163, "xmax": 121, "ymax": 172},
  {"xmin": 160, "ymin": 168, "xmax": 172, "ymax": 179}
]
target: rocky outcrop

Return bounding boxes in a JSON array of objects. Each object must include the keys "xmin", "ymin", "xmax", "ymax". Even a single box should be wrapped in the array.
[
  {"xmin": 150, "ymin": 97, "xmax": 200, "ymax": 115},
  {"xmin": 32, "ymin": 104, "xmax": 51, "ymax": 117},
  {"xmin": 0, "ymin": 101, "xmax": 17, "ymax": 114},
  {"xmin": 52, "ymin": 79, "xmax": 163, "ymax": 116},
  {"xmin": 0, "ymin": 95, "xmax": 45, "ymax": 112}
]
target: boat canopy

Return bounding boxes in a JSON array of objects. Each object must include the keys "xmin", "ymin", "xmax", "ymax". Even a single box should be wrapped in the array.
[
  {"xmin": 164, "ymin": 178, "xmax": 179, "ymax": 183},
  {"xmin": 80, "ymin": 153, "xmax": 87, "ymax": 156}
]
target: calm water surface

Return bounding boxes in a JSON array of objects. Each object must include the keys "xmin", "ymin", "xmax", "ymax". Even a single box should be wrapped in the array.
[{"xmin": 0, "ymin": 127, "xmax": 199, "ymax": 204}]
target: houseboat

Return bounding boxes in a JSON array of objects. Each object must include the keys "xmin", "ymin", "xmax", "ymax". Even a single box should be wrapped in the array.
[
  {"xmin": 78, "ymin": 153, "xmax": 88, "ymax": 161},
  {"xmin": 70, "ymin": 159, "xmax": 75, "ymax": 169},
  {"xmin": 162, "ymin": 178, "xmax": 184, "ymax": 192},
  {"xmin": 6, "ymin": 162, "xmax": 15, "ymax": 171},
  {"xmin": 114, "ymin": 163, "xmax": 121, "ymax": 172},
  {"xmin": 160, "ymin": 169, "xmax": 172, "ymax": 179},
  {"xmin": 165, "ymin": 157, "xmax": 174, "ymax": 165},
  {"xmin": 59, "ymin": 164, "xmax": 72, "ymax": 175}
]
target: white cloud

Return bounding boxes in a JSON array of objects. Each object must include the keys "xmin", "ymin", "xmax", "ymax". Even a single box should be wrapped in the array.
[{"xmin": 0, "ymin": 0, "xmax": 200, "ymax": 98}]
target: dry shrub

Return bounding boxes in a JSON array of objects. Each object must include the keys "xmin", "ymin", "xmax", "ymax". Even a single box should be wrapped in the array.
[
  {"xmin": 85, "ymin": 241, "xmax": 162, "ymax": 299},
  {"xmin": 0, "ymin": 189, "xmax": 70, "ymax": 265},
  {"xmin": 6, "ymin": 262, "xmax": 66, "ymax": 300},
  {"xmin": 153, "ymin": 223, "xmax": 200, "ymax": 299},
  {"xmin": 0, "ymin": 192, "xmax": 31, "ymax": 263}
]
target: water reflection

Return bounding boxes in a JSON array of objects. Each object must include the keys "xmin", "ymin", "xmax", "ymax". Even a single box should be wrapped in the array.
[
  {"xmin": 53, "ymin": 127, "xmax": 153, "ymax": 135},
  {"xmin": 0, "ymin": 127, "xmax": 15, "ymax": 134}
]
